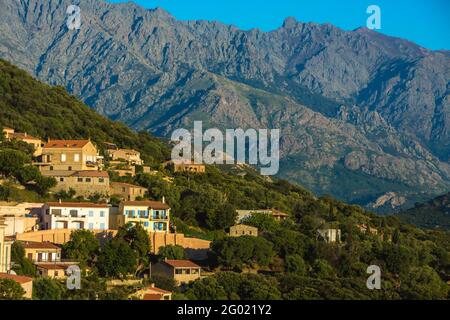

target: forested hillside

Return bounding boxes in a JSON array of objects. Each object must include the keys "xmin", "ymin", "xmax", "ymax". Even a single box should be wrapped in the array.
[{"xmin": 1, "ymin": 59, "xmax": 449, "ymax": 300}]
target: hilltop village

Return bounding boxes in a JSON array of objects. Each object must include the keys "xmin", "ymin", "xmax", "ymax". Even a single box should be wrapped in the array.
[{"xmin": 0, "ymin": 125, "xmax": 448, "ymax": 300}]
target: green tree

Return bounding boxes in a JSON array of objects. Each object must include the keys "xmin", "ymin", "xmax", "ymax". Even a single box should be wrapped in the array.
[
  {"xmin": 158, "ymin": 245, "xmax": 186, "ymax": 261},
  {"xmin": 0, "ymin": 149, "xmax": 29, "ymax": 177},
  {"xmin": 97, "ymin": 238, "xmax": 137, "ymax": 278},
  {"xmin": 34, "ymin": 175, "xmax": 57, "ymax": 195},
  {"xmin": 62, "ymin": 230, "xmax": 100, "ymax": 268},
  {"xmin": 285, "ymin": 254, "xmax": 307, "ymax": 275},
  {"xmin": 33, "ymin": 278, "xmax": 66, "ymax": 300},
  {"xmin": 0, "ymin": 279, "xmax": 26, "ymax": 300},
  {"xmin": 11, "ymin": 242, "xmax": 35, "ymax": 276},
  {"xmin": 116, "ymin": 223, "xmax": 151, "ymax": 274},
  {"xmin": 15, "ymin": 165, "xmax": 40, "ymax": 184},
  {"xmin": 185, "ymin": 277, "xmax": 228, "ymax": 300},
  {"xmin": 400, "ymin": 266, "xmax": 448, "ymax": 300}
]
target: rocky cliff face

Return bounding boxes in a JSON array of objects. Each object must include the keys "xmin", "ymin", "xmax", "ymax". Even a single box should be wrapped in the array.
[{"xmin": 0, "ymin": 0, "xmax": 449, "ymax": 211}]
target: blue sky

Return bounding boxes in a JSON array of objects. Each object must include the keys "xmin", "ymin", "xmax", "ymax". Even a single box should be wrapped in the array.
[{"xmin": 107, "ymin": 0, "xmax": 449, "ymax": 50}]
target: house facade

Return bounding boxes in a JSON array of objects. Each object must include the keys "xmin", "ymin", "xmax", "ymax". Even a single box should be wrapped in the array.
[
  {"xmin": 0, "ymin": 218, "xmax": 12, "ymax": 273},
  {"xmin": 38, "ymin": 140, "xmax": 103, "ymax": 172},
  {"xmin": 2, "ymin": 128, "xmax": 44, "ymax": 157},
  {"xmin": 41, "ymin": 202, "xmax": 110, "ymax": 231},
  {"xmin": 228, "ymin": 224, "xmax": 258, "ymax": 237},
  {"xmin": 151, "ymin": 260, "xmax": 201, "ymax": 285},
  {"xmin": 0, "ymin": 273, "xmax": 33, "ymax": 299},
  {"xmin": 236, "ymin": 209, "xmax": 289, "ymax": 223},
  {"xmin": 317, "ymin": 229, "xmax": 342, "ymax": 243},
  {"xmin": 108, "ymin": 149, "xmax": 143, "ymax": 165},
  {"xmin": 43, "ymin": 170, "xmax": 110, "ymax": 197},
  {"xmin": 19, "ymin": 241, "xmax": 61, "ymax": 263},
  {"xmin": 116, "ymin": 201, "xmax": 170, "ymax": 233},
  {"xmin": 110, "ymin": 182, "xmax": 147, "ymax": 201}
]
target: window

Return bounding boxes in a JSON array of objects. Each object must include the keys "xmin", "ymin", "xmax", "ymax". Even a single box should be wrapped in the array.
[
  {"xmin": 51, "ymin": 209, "xmax": 62, "ymax": 216},
  {"xmin": 175, "ymin": 269, "xmax": 183, "ymax": 275},
  {"xmin": 74, "ymin": 154, "xmax": 80, "ymax": 162},
  {"xmin": 88, "ymin": 211, "xmax": 94, "ymax": 217},
  {"xmin": 100, "ymin": 223, "xmax": 105, "ymax": 230},
  {"xmin": 59, "ymin": 178, "xmax": 64, "ymax": 182},
  {"xmin": 138, "ymin": 210, "xmax": 147, "ymax": 218},
  {"xmin": 61, "ymin": 154, "xmax": 67, "ymax": 162},
  {"xmin": 69, "ymin": 210, "xmax": 78, "ymax": 217},
  {"xmin": 191, "ymin": 268, "xmax": 199, "ymax": 275},
  {"xmin": 85, "ymin": 178, "xmax": 91, "ymax": 183},
  {"xmin": 50, "ymin": 166, "xmax": 54, "ymax": 171},
  {"xmin": 143, "ymin": 222, "xmax": 149, "ymax": 227},
  {"xmin": 88, "ymin": 223, "xmax": 94, "ymax": 230},
  {"xmin": 68, "ymin": 166, "xmax": 72, "ymax": 171},
  {"xmin": 99, "ymin": 178, "xmax": 105, "ymax": 183},
  {"xmin": 55, "ymin": 271, "xmax": 59, "ymax": 277},
  {"xmin": 99, "ymin": 211, "xmax": 105, "ymax": 218},
  {"xmin": 77, "ymin": 178, "xmax": 83, "ymax": 182}
]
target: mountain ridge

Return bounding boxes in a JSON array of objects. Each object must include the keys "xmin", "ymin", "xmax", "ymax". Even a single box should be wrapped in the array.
[{"xmin": 0, "ymin": 0, "xmax": 449, "ymax": 212}]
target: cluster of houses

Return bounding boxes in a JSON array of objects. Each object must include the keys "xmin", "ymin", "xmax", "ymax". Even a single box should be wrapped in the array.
[{"xmin": 1, "ymin": 126, "xmax": 386, "ymax": 300}]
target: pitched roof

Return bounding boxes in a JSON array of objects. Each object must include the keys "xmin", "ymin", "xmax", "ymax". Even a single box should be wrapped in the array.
[
  {"xmin": 36, "ymin": 264, "xmax": 71, "ymax": 270},
  {"xmin": 111, "ymin": 182, "xmax": 146, "ymax": 189},
  {"xmin": 122, "ymin": 201, "xmax": 169, "ymax": 210},
  {"xmin": 44, "ymin": 140, "xmax": 90, "ymax": 149},
  {"xmin": 164, "ymin": 260, "xmax": 201, "ymax": 268},
  {"xmin": 72, "ymin": 171, "xmax": 109, "ymax": 178},
  {"xmin": 19, "ymin": 241, "xmax": 60, "ymax": 250},
  {"xmin": 0, "ymin": 273, "xmax": 33, "ymax": 284},
  {"xmin": 46, "ymin": 202, "xmax": 109, "ymax": 208},
  {"xmin": 11, "ymin": 132, "xmax": 41, "ymax": 141},
  {"xmin": 146, "ymin": 286, "xmax": 171, "ymax": 294},
  {"xmin": 143, "ymin": 294, "xmax": 165, "ymax": 300}
]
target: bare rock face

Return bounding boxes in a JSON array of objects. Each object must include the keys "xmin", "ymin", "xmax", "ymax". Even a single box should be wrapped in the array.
[{"xmin": 0, "ymin": 0, "xmax": 449, "ymax": 211}]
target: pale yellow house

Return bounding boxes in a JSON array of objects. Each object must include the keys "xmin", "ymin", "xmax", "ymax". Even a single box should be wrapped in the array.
[
  {"xmin": 36, "ymin": 264, "xmax": 71, "ymax": 279},
  {"xmin": 110, "ymin": 182, "xmax": 147, "ymax": 201},
  {"xmin": 2, "ymin": 128, "xmax": 44, "ymax": 157},
  {"xmin": 0, "ymin": 218, "xmax": 12, "ymax": 273},
  {"xmin": 151, "ymin": 260, "xmax": 201, "ymax": 285},
  {"xmin": 108, "ymin": 149, "xmax": 143, "ymax": 165},
  {"xmin": 0, "ymin": 273, "xmax": 33, "ymax": 299},
  {"xmin": 164, "ymin": 161, "xmax": 206, "ymax": 174},
  {"xmin": 38, "ymin": 140, "xmax": 103, "ymax": 172},
  {"xmin": 131, "ymin": 284, "xmax": 172, "ymax": 300},
  {"xmin": 228, "ymin": 224, "xmax": 258, "ymax": 237},
  {"xmin": 43, "ymin": 170, "xmax": 110, "ymax": 197},
  {"xmin": 19, "ymin": 241, "xmax": 61, "ymax": 263},
  {"xmin": 115, "ymin": 201, "xmax": 170, "ymax": 233}
]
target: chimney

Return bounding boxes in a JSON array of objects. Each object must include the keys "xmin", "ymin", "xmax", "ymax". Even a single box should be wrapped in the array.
[
  {"xmin": 58, "ymin": 198, "xmax": 62, "ymax": 204},
  {"xmin": 162, "ymin": 196, "xmax": 166, "ymax": 204}
]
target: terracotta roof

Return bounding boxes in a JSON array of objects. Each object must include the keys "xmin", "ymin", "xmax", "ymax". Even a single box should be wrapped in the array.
[
  {"xmin": 46, "ymin": 202, "xmax": 109, "ymax": 208},
  {"xmin": 0, "ymin": 273, "xmax": 33, "ymax": 284},
  {"xmin": 72, "ymin": 171, "xmax": 109, "ymax": 178},
  {"xmin": 122, "ymin": 201, "xmax": 169, "ymax": 210},
  {"xmin": 11, "ymin": 132, "xmax": 41, "ymax": 141},
  {"xmin": 19, "ymin": 241, "xmax": 60, "ymax": 250},
  {"xmin": 146, "ymin": 286, "xmax": 171, "ymax": 294},
  {"xmin": 164, "ymin": 260, "xmax": 201, "ymax": 268},
  {"xmin": 36, "ymin": 264, "xmax": 70, "ymax": 270},
  {"xmin": 111, "ymin": 182, "xmax": 146, "ymax": 189},
  {"xmin": 143, "ymin": 294, "xmax": 165, "ymax": 300},
  {"xmin": 44, "ymin": 140, "xmax": 90, "ymax": 148}
]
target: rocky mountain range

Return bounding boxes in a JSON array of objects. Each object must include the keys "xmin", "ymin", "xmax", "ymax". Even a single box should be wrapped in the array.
[{"xmin": 0, "ymin": 0, "xmax": 449, "ymax": 212}]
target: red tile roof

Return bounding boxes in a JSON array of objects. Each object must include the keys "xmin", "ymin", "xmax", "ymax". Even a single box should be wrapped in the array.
[
  {"xmin": 122, "ymin": 201, "xmax": 169, "ymax": 210},
  {"xmin": 146, "ymin": 286, "xmax": 171, "ymax": 294},
  {"xmin": 36, "ymin": 264, "xmax": 70, "ymax": 270},
  {"xmin": 11, "ymin": 132, "xmax": 41, "ymax": 141},
  {"xmin": 72, "ymin": 171, "xmax": 109, "ymax": 178},
  {"xmin": 44, "ymin": 140, "xmax": 90, "ymax": 148},
  {"xmin": 111, "ymin": 182, "xmax": 146, "ymax": 189},
  {"xmin": 19, "ymin": 241, "xmax": 60, "ymax": 250},
  {"xmin": 143, "ymin": 294, "xmax": 165, "ymax": 300},
  {"xmin": 164, "ymin": 260, "xmax": 201, "ymax": 268},
  {"xmin": 46, "ymin": 202, "xmax": 109, "ymax": 208},
  {"xmin": 0, "ymin": 273, "xmax": 33, "ymax": 284}
]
